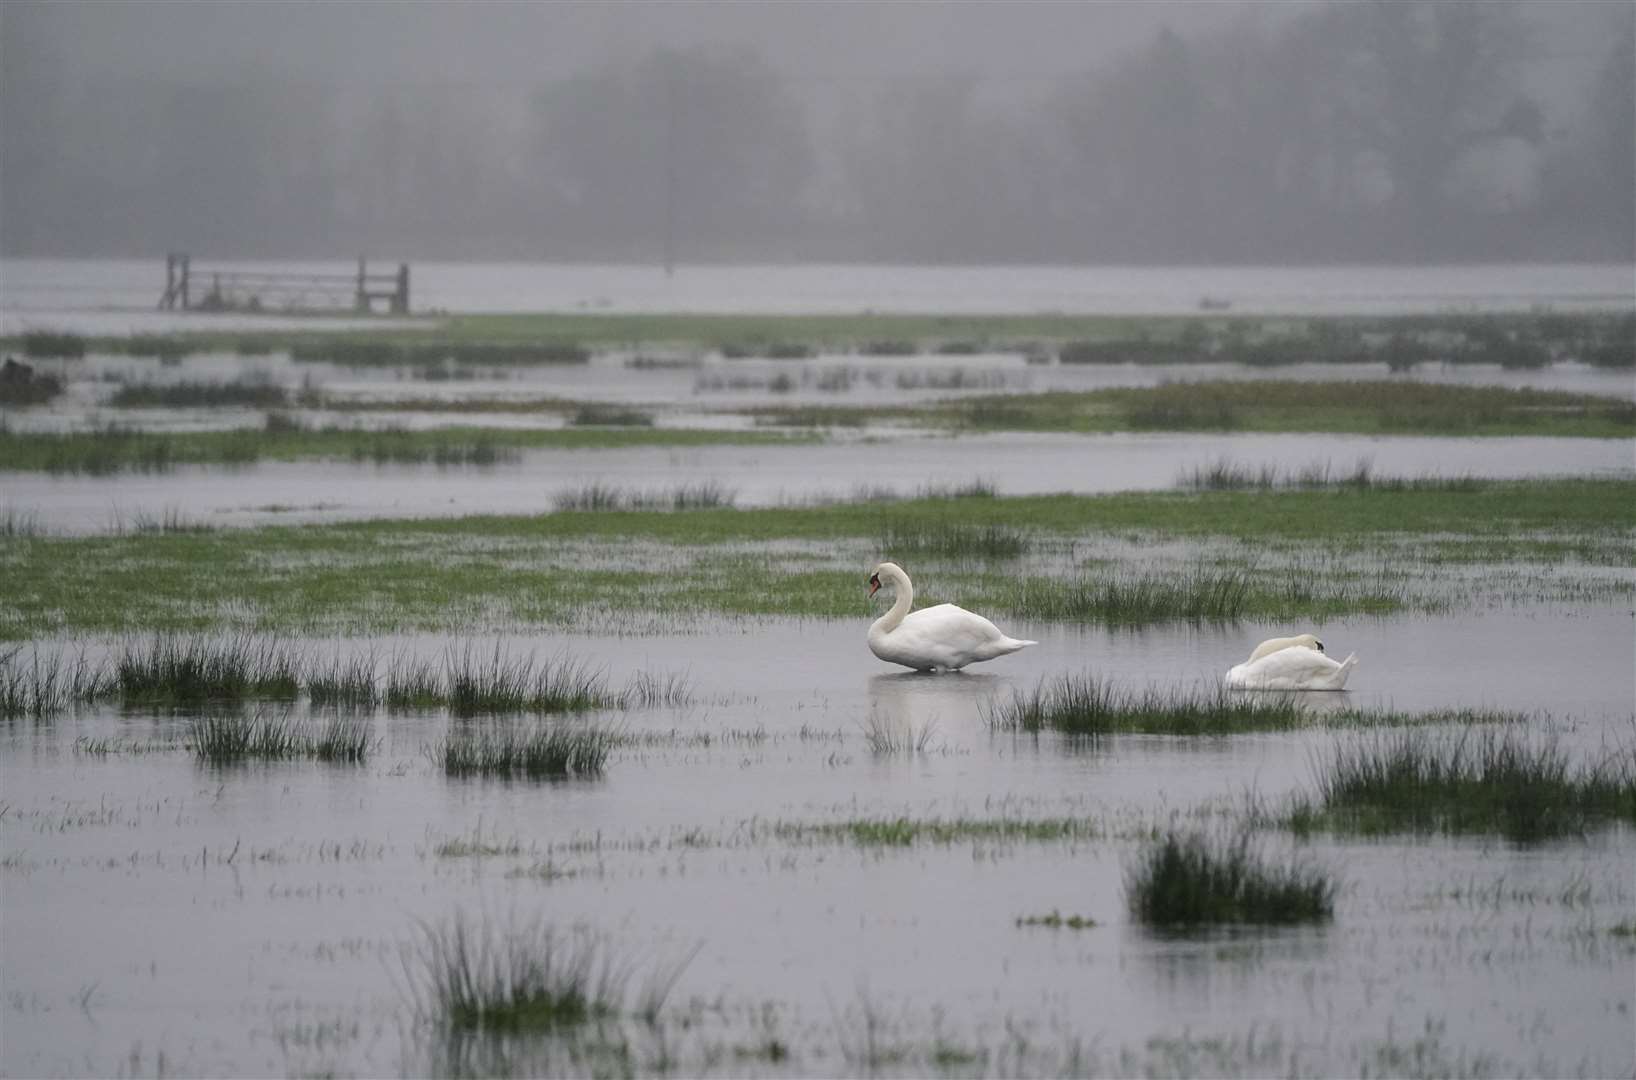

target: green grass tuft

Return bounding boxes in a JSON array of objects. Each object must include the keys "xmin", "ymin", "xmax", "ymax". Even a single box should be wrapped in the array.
[
  {"xmin": 438, "ymin": 721, "xmax": 615, "ymax": 779},
  {"xmin": 1289, "ymin": 730, "xmax": 1636, "ymax": 843},
  {"xmin": 445, "ymin": 645, "xmax": 609, "ymax": 716},
  {"xmin": 190, "ymin": 709, "xmax": 369, "ymax": 764},
  {"xmin": 1126, "ymin": 830, "xmax": 1335, "ymax": 926},
  {"xmin": 108, "ymin": 380, "xmax": 288, "ymax": 409},
  {"xmin": 412, "ymin": 916, "xmax": 623, "ymax": 1034},
  {"xmin": 117, "ymin": 636, "xmax": 300, "ymax": 705}
]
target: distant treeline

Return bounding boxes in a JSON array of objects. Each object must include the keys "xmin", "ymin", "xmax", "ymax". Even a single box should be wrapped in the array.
[{"xmin": 2, "ymin": 2, "xmax": 1630, "ymax": 263}]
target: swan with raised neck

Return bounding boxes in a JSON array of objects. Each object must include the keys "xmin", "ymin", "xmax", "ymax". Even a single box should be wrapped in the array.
[{"xmin": 866, "ymin": 561, "xmax": 1036, "ymax": 672}]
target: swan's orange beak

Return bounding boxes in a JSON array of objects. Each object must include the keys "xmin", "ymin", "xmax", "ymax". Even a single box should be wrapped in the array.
[{"xmin": 868, "ymin": 574, "xmax": 881, "ymax": 597}]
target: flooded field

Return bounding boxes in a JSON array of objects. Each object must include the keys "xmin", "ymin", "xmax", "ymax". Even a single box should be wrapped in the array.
[
  {"xmin": 5, "ymin": 431, "xmax": 1634, "ymax": 535},
  {"xmin": 3, "ymin": 286, "xmax": 1633, "ymax": 1078},
  {"xmin": 2, "ymin": 603, "xmax": 1633, "ymax": 1077}
]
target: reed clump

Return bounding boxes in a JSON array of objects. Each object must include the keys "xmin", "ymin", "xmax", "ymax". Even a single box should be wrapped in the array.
[
  {"xmin": 1289, "ymin": 729, "xmax": 1636, "ymax": 843},
  {"xmin": 412, "ymin": 917, "xmax": 624, "ymax": 1034},
  {"xmin": 878, "ymin": 520, "xmax": 1028, "ymax": 560},
  {"xmin": 987, "ymin": 675, "xmax": 1307, "ymax": 736},
  {"xmin": 109, "ymin": 380, "xmax": 288, "ymax": 409},
  {"xmin": 20, "ymin": 331, "xmax": 86, "ymax": 359},
  {"xmin": 190, "ymin": 710, "xmax": 370, "ymax": 764},
  {"xmin": 568, "ymin": 405, "xmax": 655, "ymax": 427},
  {"xmin": 0, "ymin": 646, "xmax": 110, "ymax": 720},
  {"xmin": 438, "ymin": 721, "xmax": 615, "ymax": 779},
  {"xmin": 117, "ymin": 636, "xmax": 301, "ymax": 705},
  {"xmin": 1009, "ymin": 568, "xmax": 1254, "ymax": 623},
  {"xmin": 1126, "ymin": 830, "xmax": 1335, "ymax": 926},
  {"xmin": 552, "ymin": 481, "xmax": 736, "ymax": 512},
  {"xmin": 307, "ymin": 653, "xmax": 378, "ymax": 708},
  {"xmin": 445, "ymin": 645, "xmax": 610, "ymax": 717}
]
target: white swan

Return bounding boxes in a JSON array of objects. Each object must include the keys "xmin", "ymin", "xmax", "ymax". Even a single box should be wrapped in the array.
[
  {"xmin": 1226, "ymin": 633, "xmax": 1357, "ymax": 690},
  {"xmin": 867, "ymin": 562, "xmax": 1036, "ymax": 671},
  {"xmin": 1246, "ymin": 633, "xmax": 1325, "ymax": 663}
]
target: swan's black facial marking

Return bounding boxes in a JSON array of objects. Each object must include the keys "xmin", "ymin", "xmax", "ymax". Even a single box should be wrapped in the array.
[
  {"xmin": 1315, "ymin": 640, "xmax": 1325, "ymax": 652},
  {"xmin": 868, "ymin": 573, "xmax": 881, "ymax": 597}
]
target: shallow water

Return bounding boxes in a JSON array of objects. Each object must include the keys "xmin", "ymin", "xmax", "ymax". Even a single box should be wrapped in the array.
[
  {"xmin": 2, "ymin": 607, "xmax": 1633, "ymax": 1076},
  {"xmin": 4, "ymin": 259, "xmax": 1633, "ymax": 329},
  {"xmin": 4, "ymin": 430, "xmax": 1631, "ymax": 535}
]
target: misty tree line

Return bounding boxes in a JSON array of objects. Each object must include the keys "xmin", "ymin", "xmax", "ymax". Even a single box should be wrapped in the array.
[{"xmin": 2, "ymin": 2, "xmax": 1630, "ymax": 263}]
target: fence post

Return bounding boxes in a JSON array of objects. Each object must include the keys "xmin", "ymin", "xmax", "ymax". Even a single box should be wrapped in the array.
[
  {"xmin": 393, "ymin": 263, "xmax": 410, "ymax": 314},
  {"xmin": 355, "ymin": 256, "xmax": 368, "ymax": 312}
]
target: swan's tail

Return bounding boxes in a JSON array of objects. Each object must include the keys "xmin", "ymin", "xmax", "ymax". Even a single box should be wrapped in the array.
[
  {"xmin": 993, "ymin": 636, "xmax": 1037, "ymax": 656},
  {"xmin": 1327, "ymin": 653, "xmax": 1358, "ymax": 690}
]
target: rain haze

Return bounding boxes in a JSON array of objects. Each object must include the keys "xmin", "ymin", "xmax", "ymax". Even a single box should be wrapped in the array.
[
  {"xmin": 2, "ymin": 0, "xmax": 1632, "ymax": 261},
  {"xmin": 1, "ymin": 3, "xmax": 1634, "ymax": 1080}
]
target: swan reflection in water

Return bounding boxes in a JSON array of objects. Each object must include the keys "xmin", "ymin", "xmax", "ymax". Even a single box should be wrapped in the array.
[{"xmin": 866, "ymin": 670, "xmax": 1005, "ymax": 749}]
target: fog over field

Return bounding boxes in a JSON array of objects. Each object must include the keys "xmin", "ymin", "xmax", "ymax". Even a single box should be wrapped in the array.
[{"xmin": 2, "ymin": 0, "xmax": 1630, "ymax": 263}]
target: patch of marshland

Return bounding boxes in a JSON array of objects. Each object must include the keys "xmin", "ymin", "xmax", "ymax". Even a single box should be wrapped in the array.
[
  {"xmin": 1015, "ymin": 911, "xmax": 1097, "ymax": 929},
  {"xmin": 1284, "ymin": 729, "xmax": 1636, "ymax": 843},
  {"xmin": 290, "ymin": 341, "xmax": 590, "ymax": 367},
  {"xmin": 878, "ymin": 520, "xmax": 1028, "ymax": 561},
  {"xmin": 436, "ymin": 721, "xmax": 616, "ymax": 779},
  {"xmin": 1, "ymin": 638, "xmax": 694, "ymax": 720},
  {"xmin": 1177, "ymin": 457, "xmax": 1486, "ymax": 492},
  {"xmin": 984, "ymin": 673, "xmax": 1529, "ymax": 736},
  {"xmin": 553, "ymin": 481, "xmax": 737, "ymax": 512},
  {"xmin": 3, "ymin": 478, "xmax": 1627, "ymax": 639},
  {"xmin": 445, "ymin": 644, "xmax": 610, "ymax": 716},
  {"xmin": 107, "ymin": 379, "xmax": 288, "ymax": 409},
  {"xmin": 568, "ymin": 404, "xmax": 655, "ymax": 427},
  {"xmin": 190, "ymin": 709, "xmax": 371, "ymax": 764},
  {"xmin": 0, "ymin": 420, "xmax": 799, "ymax": 474},
  {"xmin": 0, "ymin": 644, "xmax": 110, "ymax": 719},
  {"xmin": 996, "ymin": 561, "xmax": 1417, "ymax": 623},
  {"xmin": 409, "ymin": 916, "xmax": 625, "ymax": 1034},
  {"xmin": 117, "ymin": 635, "xmax": 301, "ymax": 706},
  {"xmin": 859, "ymin": 711, "xmax": 938, "ymax": 755},
  {"xmin": 1125, "ymin": 829, "xmax": 1336, "ymax": 926}
]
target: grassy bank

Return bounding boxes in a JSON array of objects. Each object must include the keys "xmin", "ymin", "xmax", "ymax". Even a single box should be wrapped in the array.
[
  {"xmin": 751, "ymin": 381, "xmax": 1636, "ymax": 438},
  {"xmin": 9, "ymin": 309, "xmax": 1628, "ymax": 362},
  {"xmin": 1, "ymin": 479, "xmax": 1628, "ymax": 638},
  {"xmin": 0, "ymin": 423, "xmax": 806, "ymax": 474}
]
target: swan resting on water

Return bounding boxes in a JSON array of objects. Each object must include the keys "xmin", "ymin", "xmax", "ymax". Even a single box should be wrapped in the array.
[
  {"xmin": 867, "ymin": 562, "xmax": 1036, "ymax": 672},
  {"xmin": 1226, "ymin": 632, "xmax": 1357, "ymax": 690}
]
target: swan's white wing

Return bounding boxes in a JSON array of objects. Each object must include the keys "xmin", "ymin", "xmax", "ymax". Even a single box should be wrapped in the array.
[
  {"xmin": 1226, "ymin": 648, "xmax": 1355, "ymax": 690},
  {"xmin": 883, "ymin": 604, "xmax": 1032, "ymax": 669}
]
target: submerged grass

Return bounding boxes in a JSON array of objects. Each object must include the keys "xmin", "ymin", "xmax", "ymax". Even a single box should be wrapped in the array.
[
  {"xmin": 438, "ymin": 721, "xmax": 615, "ymax": 779},
  {"xmin": 412, "ymin": 916, "xmax": 622, "ymax": 1034},
  {"xmin": 745, "ymin": 379, "xmax": 1636, "ymax": 438},
  {"xmin": 108, "ymin": 380, "xmax": 288, "ymax": 409},
  {"xmin": 1287, "ymin": 729, "xmax": 1636, "ymax": 843},
  {"xmin": 0, "ymin": 645, "xmax": 110, "ymax": 719},
  {"xmin": 552, "ymin": 481, "xmax": 737, "ymax": 512},
  {"xmin": 1126, "ymin": 830, "xmax": 1336, "ymax": 926},
  {"xmin": 878, "ymin": 520, "xmax": 1028, "ymax": 560},
  {"xmin": 117, "ymin": 635, "xmax": 300, "ymax": 705},
  {"xmin": 190, "ymin": 710, "xmax": 370, "ymax": 764},
  {"xmin": 1178, "ymin": 458, "xmax": 1485, "ymax": 492},
  {"xmin": 0, "ymin": 424, "xmax": 805, "ymax": 474},
  {"xmin": 445, "ymin": 645, "xmax": 609, "ymax": 716},
  {"xmin": 987, "ymin": 674, "xmax": 1530, "ymax": 736},
  {"xmin": 3, "ymin": 479, "xmax": 1629, "ymax": 639},
  {"xmin": 307, "ymin": 652, "xmax": 378, "ymax": 708}
]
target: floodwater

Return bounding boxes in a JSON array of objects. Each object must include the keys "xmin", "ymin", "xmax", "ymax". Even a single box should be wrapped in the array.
[
  {"xmin": 3, "ymin": 258, "xmax": 1634, "ymax": 333},
  {"xmin": 6, "ymin": 431, "xmax": 1633, "ymax": 535},
  {"xmin": 3, "ymin": 606, "xmax": 1633, "ymax": 1076}
]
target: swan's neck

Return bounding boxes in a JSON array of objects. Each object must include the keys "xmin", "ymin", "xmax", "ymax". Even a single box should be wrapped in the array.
[{"xmin": 873, "ymin": 565, "xmax": 913, "ymax": 635}]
